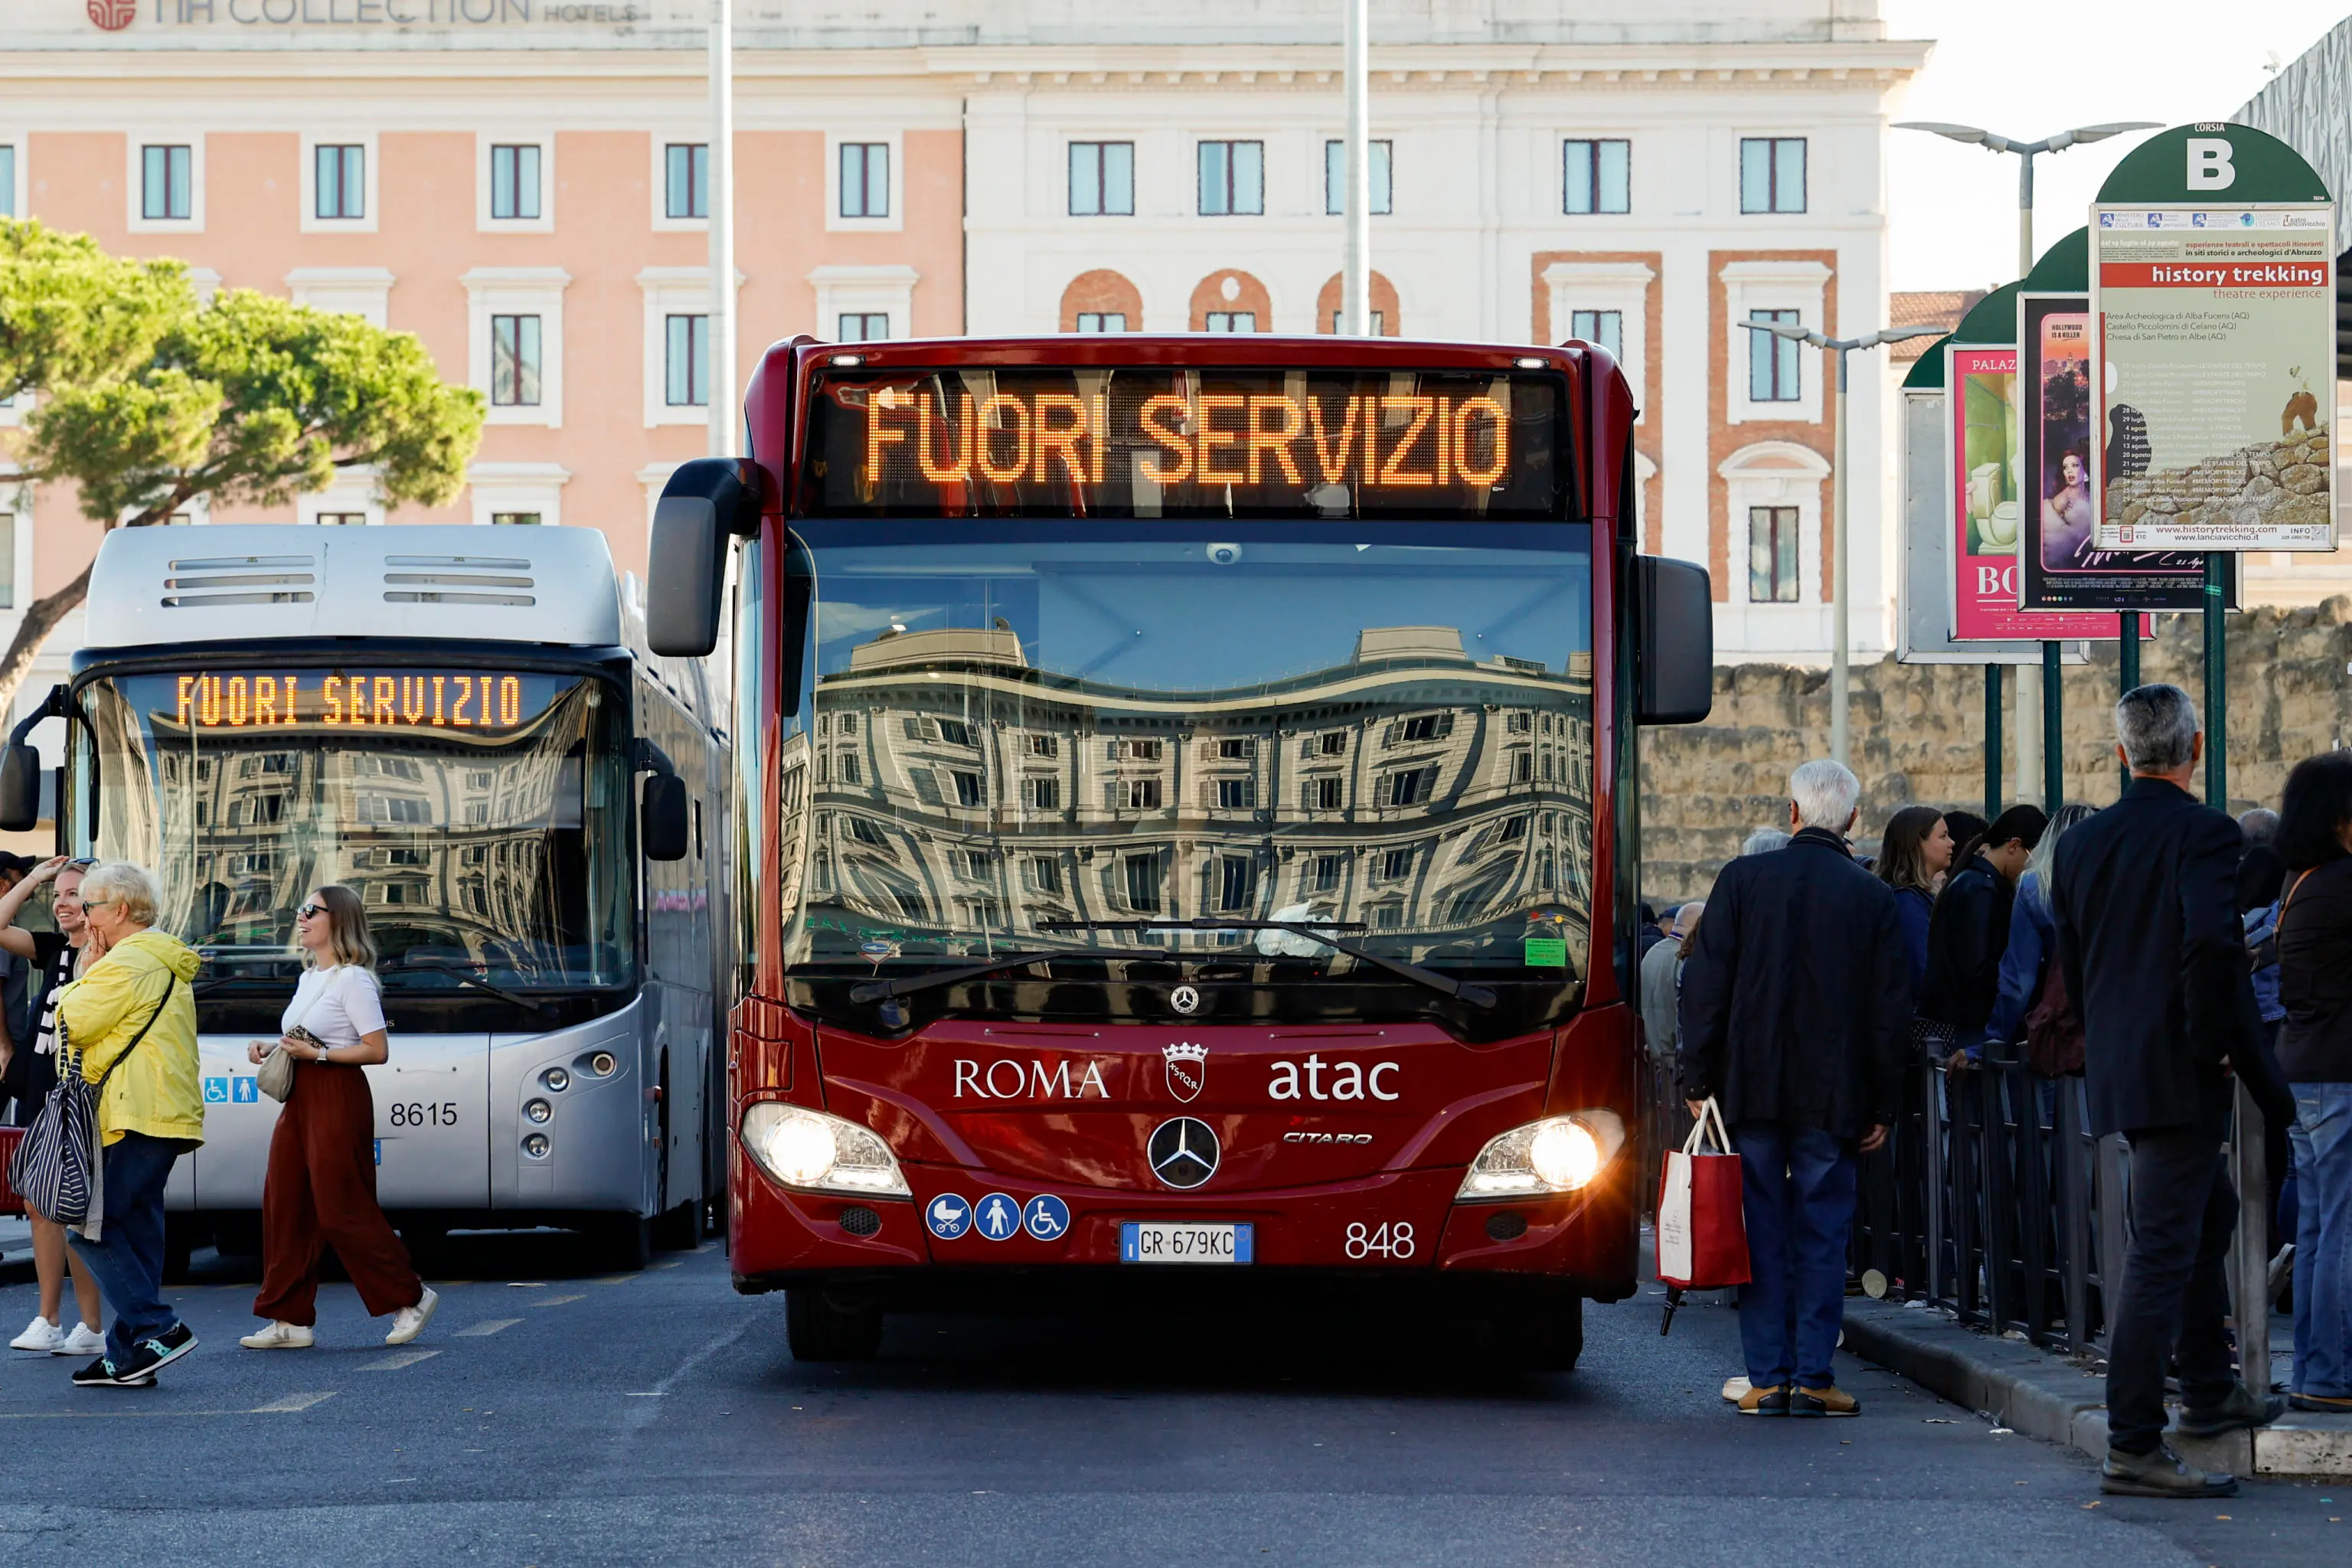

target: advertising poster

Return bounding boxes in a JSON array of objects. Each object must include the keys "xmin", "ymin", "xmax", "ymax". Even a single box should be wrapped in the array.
[
  {"xmin": 1948, "ymin": 345, "xmax": 2144, "ymax": 641},
  {"xmin": 2017, "ymin": 293, "xmax": 2218, "ymax": 610},
  {"xmin": 2091, "ymin": 205, "xmax": 2337, "ymax": 550}
]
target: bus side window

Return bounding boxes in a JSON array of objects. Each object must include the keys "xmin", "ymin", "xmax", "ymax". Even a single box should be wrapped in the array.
[{"xmin": 693, "ymin": 799, "xmax": 704, "ymax": 859}]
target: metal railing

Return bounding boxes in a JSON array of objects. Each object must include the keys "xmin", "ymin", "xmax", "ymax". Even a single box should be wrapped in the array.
[{"xmin": 1648, "ymin": 1047, "xmax": 2272, "ymax": 1374}]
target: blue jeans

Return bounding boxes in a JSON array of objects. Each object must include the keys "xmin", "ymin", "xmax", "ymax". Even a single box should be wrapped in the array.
[
  {"xmin": 66, "ymin": 1131, "xmax": 187, "ymax": 1364},
  {"xmin": 2289, "ymin": 1083, "xmax": 2352, "ymax": 1399},
  {"xmin": 1733, "ymin": 1120, "xmax": 1857, "ymax": 1391}
]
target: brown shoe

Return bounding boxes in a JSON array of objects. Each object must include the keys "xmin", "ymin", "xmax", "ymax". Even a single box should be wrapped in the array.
[
  {"xmin": 1792, "ymin": 1384, "xmax": 1860, "ymax": 1417},
  {"xmin": 2291, "ymin": 1391, "xmax": 2352, "ymax": 1413},
  {"xmin": 1738, "ymin": 1383, "xmax": 1789, "ymax": 1416}
]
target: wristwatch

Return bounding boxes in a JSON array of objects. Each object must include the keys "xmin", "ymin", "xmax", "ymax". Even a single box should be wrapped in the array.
[{"xmin": 314, "ymin": 1045, "xmax": 332, "ymax": 1064}]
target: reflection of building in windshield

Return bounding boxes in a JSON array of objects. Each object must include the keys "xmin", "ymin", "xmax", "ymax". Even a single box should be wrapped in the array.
[{"xmin": 786, "ymin": 624, "xmax": 1593, "ymax": 967}]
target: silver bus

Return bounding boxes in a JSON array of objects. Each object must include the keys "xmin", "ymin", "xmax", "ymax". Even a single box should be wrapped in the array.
[{"xmin": 0, "ymin": 524, "xmax": 730, "ymax": 1270}]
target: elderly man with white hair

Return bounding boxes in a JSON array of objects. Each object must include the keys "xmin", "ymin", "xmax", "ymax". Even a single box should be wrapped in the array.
[
  {"xmin": 1677, "ymin": 759, "xmax": 1910, "ymax": 1418},
  {"xmin": 1637, "ymin": 900, "xmax": 1703, "ymax": 1070}
]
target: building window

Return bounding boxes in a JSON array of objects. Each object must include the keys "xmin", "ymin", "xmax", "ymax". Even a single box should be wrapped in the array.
[
  {"xmin": 490, "ymin": 314, "xmax": 541, "ymax": 407},
  {"xmin": 1380, "ymin": 847, "xmax": 1414, "ymax": 881},
  {"xmin": 0, "ymin": 146, "xmax": 15, "ymax": 218},
  {"xmin": 1075, "ymin": 312, "xmax": 1128, "ymax": 334},
  {"xmin": 665, "ymin": 143, "xmax": 708, "ymax": 220},
  {"xmin": 315, "ymin": 144, "xmax": 364, "ymax": 220},
  {"xmin": 1022, "ymin": 776, "xmax": 1060, "ymax": 810},
  {"xmin": 1319, "ymin": 732, "xmax": 1348, "ymax": 756},
  {"xmin": 933, "ymin": 717, "xmax": 972, "ymax": 746},
  {"xmin": 1123, "ymin": 853, "xmax": 1162, "ymax": 913},
  {"xmin": 838, "ymin": 713, "xmax": 858, "ymax": 737},
  {"xmin": 838, "ymin": 753, "xmax": 861, "ymax": 786},
  {"xmin": 1749, "ymin": 506, "xmax": 1801, "ymax": 603},
  {"xmin": 949, "ymin": 769, "xmax": 985, "ymax": 808},
  {"xmin": 1310, "ymin": 776, "xmax": 1344, "ymax": 811},
  {"xmin": 1748, "ymin": 309, "xmax": 1802, "ymax": 402},
  {"xmin": 1563, "ymin": 139, "xmax": 1631, "ymax": 214},
  {"xmin": 1197, "ymin": 140, "xmax": 1264, "ymax": 216},
  {"xmin": 1217, "ymin": 856, "xmax": 1256, "ymax": 912},
  {"xmin": 1328, "ymin": 310, "xmax": 1386, "ymax": 335},
  {"xmin": 315, "ymin": 512, "xmax": 368, "ymax": 526},
  {"xmin": 1126, "ymin": 778, "xmax": 1163, "ymax": 811},
  {"xmin": 1312, "ymin": 854, "xmax": 1341, "ymax": 892},
  {"xmin": 142, "ymin": 145, "xmax": 192, "ymax": 220},
  {"xmin": 1512, "ymin": 751, "xmax": 1534, "ymax": 783},
  {"xmin": 665, "ymin": 314, "xmax": 709, "ymax": 407},
  {"xmin": 837, "ymin": 312, "xmax": 889, "ymax": 342},
  {"xmin": 1740, "ymin": 137, "xmax": 1807, "ymax": 214},
  {"xmin": 0, "ymin": 511, "xmax": 12, "ymax": 608},
  {"xmin": 1118, "ymin": 737, "xmax": 1163, "ymax": 762},
  {"xmin": 1323, "ymin": 139, "xmax": 1393, "ymax": 215},
  {"xmin": 492, "ymin": 512, "xmax": 542, "ymax": 526},
  {"xmin": 1216, "ymin": 779, "xmax": 1254, "ymax": 811},
  {"xmin": 1069, "ymin": 141, "xmax": 1134, "ymax": 216},
  {"xmin": 490, "ymin": 144, "xmax": 541, "ymax": 220},
  {"xmin": 1024, "ymin": 855, "xmax": 1061, "ymax": 894},
  {"xmin": 839, "ymin": 142, "xmax": 889, "ymax": 218},
  {"xmin": 1570, "ymin": 309, "xmax": 1622, "ymax": 361},
  {"xmin": 1204, "ymin": 312, "xmax": 1257, "ymax": 334},
  {"xmin": 1024, "ymin": 733, "xmax": 1055, "ymax": 757}
]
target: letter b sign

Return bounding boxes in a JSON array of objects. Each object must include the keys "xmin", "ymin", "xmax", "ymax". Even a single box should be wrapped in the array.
[{"xmin": 2186, "ymin": 137, "xmax": 2236, "ymax": 191}]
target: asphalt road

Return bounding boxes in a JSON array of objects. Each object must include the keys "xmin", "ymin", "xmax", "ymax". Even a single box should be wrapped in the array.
[{"xmin": 1, "ymin": 1234, "xmax": 2344, "ymax": 1567}]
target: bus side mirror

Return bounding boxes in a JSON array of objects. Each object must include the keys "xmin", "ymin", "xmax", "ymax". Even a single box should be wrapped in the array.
[
  {"xmin": 648, "ymin": 458, "xmax": 760, "ymax": 658},
  {"xmin": 1635, "ymin": 555, "xmax": 1713, "ymax": 725},
  {"xmin": 642, "ymin": 773, "xmax": 689, "ymax": 862},
  {"xmin": 0, "ymin": 744, "xmax": 39, "ymax": 834}
]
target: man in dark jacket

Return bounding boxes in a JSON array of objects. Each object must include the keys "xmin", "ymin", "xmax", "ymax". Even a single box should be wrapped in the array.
[
  {"xmin": 1924, "ymin": 804, "xmax": 2047, "ymax": 1065},
  {"xmin": 2052, "ymin": 683, "xmax": 2283, "ymax": 1499},
  {"xmin": 1678, "ymin": 759, "xmax": 1911, "ymax": 1418}
]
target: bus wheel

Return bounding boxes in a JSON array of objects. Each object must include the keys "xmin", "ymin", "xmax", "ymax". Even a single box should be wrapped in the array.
[
  {"xmin": 1502, "ymin": 1290, "xmax": 1584, "ymax": 1373},
  {"xmin": 786, "ymin": 1290, "xmax": 883, "ymax": 1361},
  {"xmin": 592, "ymin": 1214, "xmax": 654, "ymax": 1272}
]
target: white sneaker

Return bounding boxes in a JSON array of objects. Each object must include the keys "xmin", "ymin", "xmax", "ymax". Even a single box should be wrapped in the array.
[
  {"xmin": 1721, "ymin": 1374, "xmax": 1753, "ymax": 1403},
  {"xmin": 60, "ymin": 1323, "xmax": 106, "ymax": 1357},
  {"xmin": 385, "ymin": 1286, "xmax": 439, "ymax": 1347},
  {"xmin": 238, "ymin": 1320, "xmax": 315, "ymax": 1350},
  {"xmin": 10, "ymin": 1315, "xmax": 64, "ymax": 1354}
]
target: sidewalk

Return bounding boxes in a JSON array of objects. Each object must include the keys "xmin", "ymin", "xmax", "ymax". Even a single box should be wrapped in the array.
[{"xmin": 1841, "ymin": 1293, "xmax": 2352, "ymax": 1478}]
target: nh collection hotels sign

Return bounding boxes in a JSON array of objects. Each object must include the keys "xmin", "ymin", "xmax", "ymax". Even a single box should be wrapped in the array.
[{"xmin": 15, "ymin": 0, "xmax": 707, "ymax": 38}]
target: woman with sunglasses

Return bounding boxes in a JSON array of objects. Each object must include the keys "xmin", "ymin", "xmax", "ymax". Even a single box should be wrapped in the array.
[
  {"xmin": 240, "ymin": 885, "xmax": 436, "ymax": 1350},
  {"xmin": 0, "ymin": 857, "xmax": 106, "ymax": 1357}
]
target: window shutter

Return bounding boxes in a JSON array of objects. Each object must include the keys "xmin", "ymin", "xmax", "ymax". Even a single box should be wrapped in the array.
[
  {"xmin": 1301, "ymin": 737, "xmax": 1316, "ymax": 760},
  {"xmin": 1197, "ymin": 778, "xmax": 1216, "ymax": 812},
  {"xmin": 1438, "ymin": 713, "xmax": 1455, "ymax": 737},
  {"xmin": 1300, "ymin": 781, "xmax": 1315, "ymax": 810},
  {"xmin": 903, "ymin": 717, "xmax": 922, "ymax": 741},
  {"xmin": 910, "ymin": 769, "xmax": 943, "ymax": 807}
]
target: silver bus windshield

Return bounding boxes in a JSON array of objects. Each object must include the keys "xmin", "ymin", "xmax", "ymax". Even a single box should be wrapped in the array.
[
  {"xmin": 79, "ymin": 668, "xmax": 635, "ymax": 992},
  {"xmin": 778, "ymin": 521, "xmax": 1596, "ymax": 1004}
]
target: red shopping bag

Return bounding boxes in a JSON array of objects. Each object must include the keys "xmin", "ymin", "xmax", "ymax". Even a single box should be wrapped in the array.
[
  {"xmin": 1656, "ymin": 1099, "xmax": 1749, "ymax": 1291},
  {"xmin": 0, "ymin": 1125, "xmax": 23, "ymax": 1217}
]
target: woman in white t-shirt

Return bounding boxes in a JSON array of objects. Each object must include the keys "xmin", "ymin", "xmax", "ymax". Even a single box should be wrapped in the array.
[{"xmin": 239, "ymin": 885, "xmax": 436, "ymax": 1351}]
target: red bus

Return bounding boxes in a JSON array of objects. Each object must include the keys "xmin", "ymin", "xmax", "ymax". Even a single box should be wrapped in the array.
[{"xmin": 647, "ymin": 335, "xmax": 1712, "ymax": 1364}]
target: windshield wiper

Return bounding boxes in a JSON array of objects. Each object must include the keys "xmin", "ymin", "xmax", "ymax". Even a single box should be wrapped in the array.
[
  {"xmin": 845, "ymin": 944, "xmax": 1158, "ymax": 1024},
  {"xmin": 381, "ymin": 959, "xmax": 555, "ymax": 1017},
  {"xmin": 1039, "ymin": 917, "xmax": 1498, "ymax": 1009}
]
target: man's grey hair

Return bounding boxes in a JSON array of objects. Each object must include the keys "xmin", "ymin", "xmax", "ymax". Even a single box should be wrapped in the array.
[
  {"xmin": 2115, "ymin": 683, "xmax": 2200, "ymax": 773},
  {"xmin": 1671, "ymin": 900, "xmax": 1704, "ymax": 936},
  {"xmin": 1740, "ymin": 827, "xmax": 1792, "ymax": 856},
  {"xmin": 2239, "ymin": 807, "xmax": 2279, "ymax": 846},
  {"xmin": 1788, "ymin": 759, "xmax": 1860, "ymax": 831}
]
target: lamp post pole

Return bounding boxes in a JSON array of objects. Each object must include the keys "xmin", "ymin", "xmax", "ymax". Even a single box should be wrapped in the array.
[
  {"xmin": 1748, "ymin": 321, "xmax": 1945, "ymax": 767},
  {"xmin": 1895, "ymin": 119, "xmax": 2158, "ymax": 806},
  {"xmin": 707, "ymin": 0, "xmax": 737, "ymax": 459},
  {"xmin": 1341, "ymin": 0, "xmax": 1370, "ymax": 335}
]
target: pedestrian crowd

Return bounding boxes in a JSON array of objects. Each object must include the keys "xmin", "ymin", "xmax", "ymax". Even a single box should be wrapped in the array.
[
  {"xmin": 3, "ymin": 862, "xmax": 433, "ymax": 1388},
  {"xmin": 1659, "ymin": 683, "xmax": 2350, "ymax": 1501}
]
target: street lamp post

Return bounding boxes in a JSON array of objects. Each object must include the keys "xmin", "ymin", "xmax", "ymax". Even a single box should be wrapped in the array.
[
  {"xmin": 1746, "ymin": 320, "xmax": 1945, "ymax": 767},
  {"xmin": 707, "ymin": 0, "xmax": 737, "ymax": 459},
  {"xmin": 1341, "ymin": 0, "xmax": 1370, "ymax": 335},
  {"xmin": 1894, "ymin": 120, "xmax": 2158, "ymax": 804}
]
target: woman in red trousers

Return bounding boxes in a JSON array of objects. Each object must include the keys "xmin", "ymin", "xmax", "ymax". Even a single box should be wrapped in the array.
[{"xmin": 240, "ymin": 885, "xmax": 437, "ymax": 1349}]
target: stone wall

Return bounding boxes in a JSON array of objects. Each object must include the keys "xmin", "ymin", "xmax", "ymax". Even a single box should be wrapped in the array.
[{"xmin": 1639, "ymin": 596, "xmax": 2352, "ymax": 905}]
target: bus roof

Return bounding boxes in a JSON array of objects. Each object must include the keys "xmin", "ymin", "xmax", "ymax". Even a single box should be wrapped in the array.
[{"xmin": 83, "ymin": 524, "xmax": 622, "ymax": 653}]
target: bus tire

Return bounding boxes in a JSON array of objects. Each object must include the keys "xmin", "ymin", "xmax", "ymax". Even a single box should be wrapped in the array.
[
  {"xmin": 1504, "ymin": 1290, "xmax": 1583, "ymax": 1373},
  {"xmin": 593, "ymin": 1214, "xmax": 654, "ymax": 1272},
  {"xmin": 786, "ymin": 1290, "xmax": 883, "ymax": 1362}
]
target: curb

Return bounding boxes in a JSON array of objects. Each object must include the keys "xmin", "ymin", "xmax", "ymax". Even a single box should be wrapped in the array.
[{"xmin": 1841, "ymin": 1295, "xmax": 2352, "ymax": 1478}]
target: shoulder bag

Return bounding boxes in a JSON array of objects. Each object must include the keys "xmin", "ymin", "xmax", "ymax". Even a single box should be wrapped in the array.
[
  {"xmin": 254, "ymin": 968, "xmax": 333, "ymax": 1103},
  {"xmin": 5, "ymin": 970, "xmax": 178, "ymax": 1241}
]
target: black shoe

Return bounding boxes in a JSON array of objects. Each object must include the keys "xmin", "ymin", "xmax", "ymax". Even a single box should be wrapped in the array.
[
  {"xmin": 2100, "ymin": 1443, "xmax": 2239, "ymax": 1498},
  {"xmin": 70, "ymin": 1351, "xmax": 159, "ymax": 1389},
  {"xmin": 2175, "ymin": 1382, "xmax": 2287, "ymax": 1440},
  {"xmin": 2290, "ymin": 1392, "xmax": 2352, "ymax": 1413},
  {"xmin": 139, "ymin": 1321, "xmax": 197, "ymax": 1374}
]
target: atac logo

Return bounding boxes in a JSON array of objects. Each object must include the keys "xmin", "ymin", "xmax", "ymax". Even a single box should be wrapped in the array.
[
  {"xmin": 1162, "ymin": 1041, "xmax": 1207, "ymax": 1103},
  {"xmin": 88, "ymin": 0, "xmax": 138, "ymax": 31}
]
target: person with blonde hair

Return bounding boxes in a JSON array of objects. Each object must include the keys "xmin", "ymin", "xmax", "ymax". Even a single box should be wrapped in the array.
[
  {"xmin": 55, "ymin": 859, "xmax": 204, "ymax": 1388},
  {"xmin": 242, "ymin": 884, "xmax": 436, "ymax": 1350}
]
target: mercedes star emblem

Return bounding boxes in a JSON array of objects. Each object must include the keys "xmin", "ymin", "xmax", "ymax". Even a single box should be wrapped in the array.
[
  {"xmin": 1171, "ymin": 983, "xmax": 1200, "ymax": 1016},
  {"xmin": 1147, "ymin": 1117, "xmax": 1220, "ymax": 1190}
]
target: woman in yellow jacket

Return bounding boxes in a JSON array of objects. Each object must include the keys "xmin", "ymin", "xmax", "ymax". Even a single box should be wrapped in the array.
[{"xmin": 56, "ymin": 861, "xmax": 204, "ymax": 1390}]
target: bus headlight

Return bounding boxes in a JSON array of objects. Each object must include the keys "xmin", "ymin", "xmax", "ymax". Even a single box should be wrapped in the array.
[
  {"xmin": 1455, "ymin": 1110, "xmax": 1625, "ymax": 1200},
  {"xmin": 740, "ymin": 1103, "xmax": 911, "ymax": 1199}
]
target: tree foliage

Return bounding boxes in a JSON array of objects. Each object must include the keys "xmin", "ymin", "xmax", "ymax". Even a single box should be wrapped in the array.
[{"xmin": 0, "ymin": 220, "xmax": 485, "ymax": 712}]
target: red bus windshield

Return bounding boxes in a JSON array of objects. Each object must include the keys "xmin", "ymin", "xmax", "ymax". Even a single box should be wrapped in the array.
[{"xmin": 799, "ymin": 366, "xmax": 1574, "ymax": 521}]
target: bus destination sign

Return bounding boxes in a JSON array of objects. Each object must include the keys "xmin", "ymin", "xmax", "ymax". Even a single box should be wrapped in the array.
[
  {"xmin": 802, "ymin": 367, "xmax": 1573, "ymax": 521},
  {"xmin": 168, "ymin": 670, "xmax": 537, "ymax": 732}
]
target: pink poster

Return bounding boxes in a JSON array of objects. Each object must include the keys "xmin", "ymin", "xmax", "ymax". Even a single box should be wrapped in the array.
[{"xmin": 1946, "ymin": 344, "xmax": 2145, "ymax": 642}]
